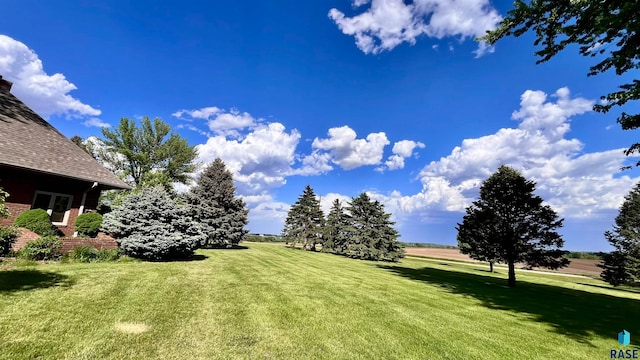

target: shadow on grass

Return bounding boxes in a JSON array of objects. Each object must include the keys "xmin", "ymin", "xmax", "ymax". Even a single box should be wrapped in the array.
[
  {"xmin": 576, "ymin": 282, "xmax": 640, "ymax": 294},
  {"xmin": 203, "ymin": 245, "xmax": 250, "ymax": 251},
  {"xmin": 378, "ymin": 264, "xmax": 640, "ymax": 346},
  {"xmin": 0, "ymin": 270, "xmax": 74, "ymax": 293},
  {"xmin": 163, "ymin": 254, "xmax": 210, "ymax": 262}
]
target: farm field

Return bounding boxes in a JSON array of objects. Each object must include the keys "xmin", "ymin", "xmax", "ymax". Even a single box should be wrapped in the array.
[
  {"xmin": 405, "ymin": 248, "xmax": 603, "ymax": 276},
  {"xmin": 0, "ymin": 243, "xmax": 637, "ymax": 359}
]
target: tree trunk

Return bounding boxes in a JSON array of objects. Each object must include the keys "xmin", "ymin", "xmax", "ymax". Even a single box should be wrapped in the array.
[
  {"xmin": 489, "ymin": 261, "xmax": 494, "ymax": 273},
  {"xmin": 508, "ymin": 260, "xmax": 516, "ymax": 287}
]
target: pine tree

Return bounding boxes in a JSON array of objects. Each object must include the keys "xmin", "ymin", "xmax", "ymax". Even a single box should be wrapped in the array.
[
  {"xmin": 187, "ymin": 158, "xmax": 248, "ymax": 248},
  {"xmin": 322, "ymin": 199, "xmax": 353, "ymax": 254},
  {"xmin": 600, "ymin": 182, "xmax": 640, "ymax": 286},
  {"xmin": 457, "ymin": 165, "xmax": 569, "ymax": 287},
  {"xmin": 345, "ymin": 193, "xmax": 404, "ymax": 262},
  {"xmin": 282, "ymin": 185, "xmax": 324, "ymax": 251},
  {"xmin": 102, "ymin": 186, "xmax": 204, "ymax": 260}
]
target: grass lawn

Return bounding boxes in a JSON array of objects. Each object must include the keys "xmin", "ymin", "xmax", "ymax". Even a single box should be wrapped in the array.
[{"xmin": 0, "ymin": 243, "xmax": 638, "ymax": 359}]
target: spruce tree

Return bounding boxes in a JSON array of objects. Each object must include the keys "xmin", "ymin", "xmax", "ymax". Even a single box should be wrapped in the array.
[
  {"xmin": 102, "ymin": 186, "xmax": 204, "ymax": 260},
  {"xmin": 600, "ymin": 182, "xmax": 640, "ymax": 286},
  {"xmin": 457, "ymin": 165, "xmax": 569, "ymax": 287},
  {"xmin": 345, "ymin": 193, "xmax": 404, "ymax": 262},
  {"xmin": 282, "ymin": 185, "xmax": 324, "ymax": 251},
  {"xmin": 322, "ymin": 199, "xmax": 353, "ymax": 254},
  {"xmin": 187, "ymin": 158, "xmax": 248, "ymax": 248}
]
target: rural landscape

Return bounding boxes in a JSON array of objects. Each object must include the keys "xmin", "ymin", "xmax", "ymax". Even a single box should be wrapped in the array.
[{"xmin": 2, "ymin": 0, "xmax": 640, "ymax": 359}]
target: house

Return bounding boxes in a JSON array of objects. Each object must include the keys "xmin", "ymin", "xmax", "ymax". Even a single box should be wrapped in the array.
[{"xmin": 0, "ymin": 75, "xmax": 131, "ymax": 237}]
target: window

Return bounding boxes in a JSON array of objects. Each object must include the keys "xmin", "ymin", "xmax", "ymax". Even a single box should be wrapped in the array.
[{"xmin": 32, "ymin": 191, "xmax": 73, "ymax": 225}]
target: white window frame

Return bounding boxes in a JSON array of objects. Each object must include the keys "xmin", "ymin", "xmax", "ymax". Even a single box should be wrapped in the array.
[{"xmin": 31, "ymin": 191, "xmax": 73, "ymax": 226}]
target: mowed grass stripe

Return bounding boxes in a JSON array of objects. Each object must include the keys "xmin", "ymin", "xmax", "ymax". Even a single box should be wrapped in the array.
[{"xmin": 0, "ymin": 243, "xmax": 638, "ymax": 359}]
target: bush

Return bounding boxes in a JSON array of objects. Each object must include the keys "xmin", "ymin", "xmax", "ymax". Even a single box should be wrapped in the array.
[
  {"xmin": 0, "ymin": 226, "xmax": 18, "ymax": 256},
  {"xmin": 17, "ymin": 236, "xmax": 62, "ymax": 261},
  {"xmin": 13, "ymin": 209, "xmax": 58, "ymax": 237},
  {"xmin": 102, "ymin": 186, "xmax": 204, "ymax": 261},
  {"xmin": 67, "ymin": 245, "xmax": 121, "ymax": 262},
  {"xmin": 74, "ymin": 213, "xmax": 103, "ymax": 238}
]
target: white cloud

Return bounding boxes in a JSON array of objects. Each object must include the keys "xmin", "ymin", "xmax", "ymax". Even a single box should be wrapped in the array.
[
  {"xmin": 83, "ymin": 118, "xmax": 111, "ymax": 128},
  {"xmin": 173, "ymin": 107, "xmax": 257, "ymax": 138},
  {"xmin": 0, "ymin": 35, "xmax": 101, "ymax": 119},
  {"xmin": 196, "ymin": 122, "xmax": 301, "ymax": 194},
  {"xmin": 328, "ymin": 0, "xmax": 502, "ymax": 56},
  {"xmin": 381, "ymin": 140, "xmax": 425, "ymax": 171},
  {"xmin": 319, "ymin": 192, "xmax": 353, "ymax": 215},
  {"xmin": 290, "ymin": 152, "xmax": 334, "ymax": 176},
  {"xmin": 312, "ymin": 125, "xmax": 390, "ymax": 170},
  {"xmin": 366, "ymin": 87, "xmax": 640, "ymax": 221}
]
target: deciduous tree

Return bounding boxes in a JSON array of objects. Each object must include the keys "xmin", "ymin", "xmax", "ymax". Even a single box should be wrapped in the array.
[
  {"xmin": 457, "ymin": 165, "xmax": 569, "ymax": 287},
  {"xmin": 481, "ymin": 1, "xmax": 640, "ymax": 166},
  {"xmin": 101, "ymin": 117, "xmax": 197, "ymax": 189}
]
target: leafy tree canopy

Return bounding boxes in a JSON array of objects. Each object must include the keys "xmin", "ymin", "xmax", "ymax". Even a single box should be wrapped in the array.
[
  {"xmin": 457, "ymin": 165, "xmax": 569, "ymax": 287},
  {"xmin": 481, "ymin": 0, "xmax": 640, "ymax": 166},
  {"xmin": 101, "ymin": 116, "xmax": 198, "ymax": 189}
]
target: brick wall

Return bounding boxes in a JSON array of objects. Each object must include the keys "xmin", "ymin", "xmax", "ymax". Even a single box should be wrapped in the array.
[
  {"xmin": 60, "ymin": 232, "xmax": 118, "ymax": 253},
  {"xmin": 11, "ymin": 227, "xmax": 40, "ymax": 251},
  {"xmin": 0, "ymin": 202, "xmax": 30, "ymax": 227},
  {"xmin": 11, "ymin": 229, "xmax": 118, "ymax": 254}
]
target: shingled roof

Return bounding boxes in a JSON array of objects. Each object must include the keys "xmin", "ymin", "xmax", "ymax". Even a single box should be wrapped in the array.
[{"xmin": 0, "ymin": 75, "xmax": 131, "ymax": 190}]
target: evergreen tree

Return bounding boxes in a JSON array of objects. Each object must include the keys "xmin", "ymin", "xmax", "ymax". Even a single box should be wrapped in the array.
[
  {"xmin": 187, "ymin": 158, "xmax": 249, "ymax": 248},
  {"xmin": 345, "ymin": 193, "xmax": 404, "ymax": 262},
  {"xmin": 457, "ymin": 206, "xmax": 500, "ymax": 272},
  {"xmin": 322, "ymin": 199, "xmax": 353, "ymax": 254},
  {"xmin": 282, "ymin": 185, "xmax": 324, "ymax": 251},
  {"xmin": 102, "ymin": 186, "xmax": 204, "ymax": 260},
  {"xmin": 600, "ymin": 183, "xmax": 640, "ymax": 286},
  {"xmin": 457, "ymin": 165, "xmax": 569, "ymax": 287}
]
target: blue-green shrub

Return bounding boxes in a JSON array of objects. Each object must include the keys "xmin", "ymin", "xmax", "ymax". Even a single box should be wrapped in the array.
[
  {"xmin": 13, "ymin": 209, "xmax": 58, "ymax": 237},
  {"xmin": 74, "ymin": 213, "xmax": 103, "ymax": 238},
  {"xmin": 102, "ymin": 186, "xmax": 204, "ymax": 260}
]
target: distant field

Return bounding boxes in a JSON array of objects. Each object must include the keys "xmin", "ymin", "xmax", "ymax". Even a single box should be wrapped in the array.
[
  {"xmin": 0, "ymin": 243, "xmax": 636, "ymax": 359},
  {"xmin": 405, "ymin": 248, "xmax": 603, "ymax": 276}
]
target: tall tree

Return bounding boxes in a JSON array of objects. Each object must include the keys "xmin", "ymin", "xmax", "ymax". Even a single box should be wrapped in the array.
[
  {"xmin": 282, "ymin": 185, "xmax": 324, "ymax": 251},
  {"xmin": 600, "ymin": 182, "xmax": 640, "ymax": 286},
  {"xmin": 187, "ymin": 158, "xmax": 248, "ymax": 248},
  {"xmin": 322, "ymin": 199, "xmax": 353, "ymax": 254},
  {"xmin": 457, "ymin": 165, "xmax": 569, "ymax": 287},
  {"xmin": 345, "ymin": 193, "xmax": 404, "ymax": 262},
  {"xmin": 456, "ymin": 206, "xmax": 501, "ymax": 273},
  {"xmin": 70, "ymin": 135, "xmax": 95, "ymax": 158},
  {"xmin": 101, "ymin": 117, "xmax": 198, "ymax": 188},
  {"xmin": 481, "ymin": 1, "xmax": 640, "ymax": 167}
]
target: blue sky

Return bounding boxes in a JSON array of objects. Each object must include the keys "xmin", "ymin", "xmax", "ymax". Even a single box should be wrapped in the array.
[{"xmin": 2, "ymin": 0, "xmax": 639, "ymax": 251}]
